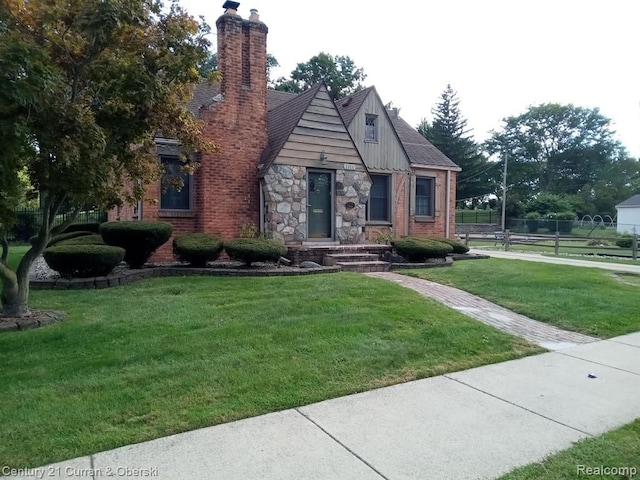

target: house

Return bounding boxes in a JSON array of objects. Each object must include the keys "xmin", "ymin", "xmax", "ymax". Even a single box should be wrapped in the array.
[
  {"xmin": 615, "ymin": 194, "xmax": 640, "ymax": 234},
  {"xmin": 111, "ymin": 2, "xmax": 460, "ymax": 261}
]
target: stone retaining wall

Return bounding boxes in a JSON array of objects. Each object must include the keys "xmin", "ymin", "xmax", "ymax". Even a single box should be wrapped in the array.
[{"xmin": 30, "ymin": 266, "xmax": 341, "ymax": 290}]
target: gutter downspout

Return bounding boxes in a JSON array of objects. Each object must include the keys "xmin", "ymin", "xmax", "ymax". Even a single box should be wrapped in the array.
[{"xmin": 445, "ymin": 170, "xmax": 451, "ymax": 238}]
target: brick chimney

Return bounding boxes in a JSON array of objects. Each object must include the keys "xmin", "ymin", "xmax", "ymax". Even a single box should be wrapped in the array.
[{"xmin": 197, "ymin": 2, "xmax": 268, "ymax": 239}]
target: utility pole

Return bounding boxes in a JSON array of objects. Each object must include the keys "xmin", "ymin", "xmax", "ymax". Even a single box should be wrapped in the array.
[{"xmin": 501, "ymin": 155, "xmax": 508, "ymax": 232}]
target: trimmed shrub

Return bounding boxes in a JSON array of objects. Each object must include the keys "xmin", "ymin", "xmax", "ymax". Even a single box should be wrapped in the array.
[
  {"xmin": 173, "ymin": 233, "xmax": 223, "ymax": 267},
  {"xmin": 63, "ymin": 222, "xmax": 102, "ymax": 234},
  {"xmin": 58, "ymin": 234, "xmax": 105, "ymax": 246},
  {"xmin": 43, "ymin": 245, "xmax": 125, "ymax": 278},
  {"xmin": 524, "ymin": 211, "xmax": 542, "ymax": 233},
  {"xmin": 30, "ymin": 230, "xmax": 93, "ymax": 248},
  {"xmin": 224, "ymin": 238, "xmax": 287, "ymax": 266},
  {"xmin": 391, "ymin": 237, "xmax": 453, "ymax": 262},
  {"xmin": 100, "ymin": 221, "xmax": 173, "ymax": 268},
  {"xmin": 428, "ymin": 237, "xmax": 469, "ymax": 254},
  {"xmin": 545, "ymin": 211, "xmax": 575, "ymax": 234},
  {"xmin": 615, "ymin": 236, "xmax": 633, "ymax": 249}
]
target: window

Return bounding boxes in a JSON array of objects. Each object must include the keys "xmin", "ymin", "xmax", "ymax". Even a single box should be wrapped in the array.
[
  {"xmin": 415, "ymin": 177, "xmax": 434, "ymax": 216},
  {"xmin": 365, "ymin": 114, "xmax": 378, "ymax": 142},
  {"xmin": 368, "ymin": 174, "xmax": 390, "ymax": 222},
  {"xmin": 160, "ymin": 156, "xmax": 191, "ymax": 210}
]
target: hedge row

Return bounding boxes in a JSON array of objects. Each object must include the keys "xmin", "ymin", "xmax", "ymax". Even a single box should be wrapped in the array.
[{"xmin": 173, "ymin": 234, "xmax": 288, "ymax": 266}]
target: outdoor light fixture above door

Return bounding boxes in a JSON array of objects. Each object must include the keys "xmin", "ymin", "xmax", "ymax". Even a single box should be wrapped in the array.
[{"xmin": 320, "ymin": 150, "xmax": 328, "ymax": 165}]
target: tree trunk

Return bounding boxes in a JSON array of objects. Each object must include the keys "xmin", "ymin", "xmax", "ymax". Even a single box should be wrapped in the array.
[{"xmin": 1, "ymin": 245, "xmax": 41, "ymax": 318}]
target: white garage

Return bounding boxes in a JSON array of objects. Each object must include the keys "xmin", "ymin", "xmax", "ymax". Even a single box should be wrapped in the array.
[{"xmin": 616, "ymin": 194, "xmax": 640, "ymax": 234}]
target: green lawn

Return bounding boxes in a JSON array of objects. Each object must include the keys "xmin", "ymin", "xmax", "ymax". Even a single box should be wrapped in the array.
[
  {"xmin": 470, "ymin": 241, "xmax": 638, "ymax": 265},
  {"xmin": 499, "ymin": 419, "xmax": 640, "ymax": 479},
  {"xmin": 4, "ymin": 244, "xmax": 29, "ymax": 270},
  {"xmin": 402, "ymin": 259, "xmax": 640, "ymax": 338},
  {"xmin": 0, "ymin": 273, "xmax": 539, "ymax": 468}
]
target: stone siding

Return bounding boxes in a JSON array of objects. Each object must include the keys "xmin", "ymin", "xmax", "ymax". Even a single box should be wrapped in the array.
[
  {"xmin": 263, "ymin": 165, "xmax": 371, "ymax": 244},
  {"xmin": 263, "ymin": 165, "xmax": 307, "ymax": 243}
]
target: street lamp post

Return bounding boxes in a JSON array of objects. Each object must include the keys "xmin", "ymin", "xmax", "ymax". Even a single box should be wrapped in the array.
[{"xmin": 501, "ymin": 155, "xmax": 508, "ymax": 232}]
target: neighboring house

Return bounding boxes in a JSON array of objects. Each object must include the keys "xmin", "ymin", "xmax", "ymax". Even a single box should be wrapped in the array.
[
  {"xmin": 111, "ymin": 2, "xmax": 460, "ymax": 259},
  {"xmin": 615, "ymin": 194, "xmax": 640, "ymax": 234}
]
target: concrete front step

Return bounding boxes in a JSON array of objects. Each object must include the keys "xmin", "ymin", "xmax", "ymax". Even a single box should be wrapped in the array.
[
  {"xmin": 323, "ymin": 253, "xmax": 379, "ymax": 266},
  {"xmin": 336, "ymin": 261, "xmax": 390, "ymax": 273}
]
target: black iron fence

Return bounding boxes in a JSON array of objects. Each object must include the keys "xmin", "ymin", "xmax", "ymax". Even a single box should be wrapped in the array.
[
  {"xmin": 455, "ymin": 210, "xmax": 499, "ymax": 224},
  {"xmin": 2, "ymin": 207, "xmax": 108, "ymax": 243}
]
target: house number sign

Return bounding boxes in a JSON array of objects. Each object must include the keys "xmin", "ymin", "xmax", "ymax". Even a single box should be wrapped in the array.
[
  {"xmin": 343, "ymin": 164, "xmax": 356, "ymax": 171},
  {"xmin": 345, "ymin": 202, "xmax": 356, "ymax": 209}
]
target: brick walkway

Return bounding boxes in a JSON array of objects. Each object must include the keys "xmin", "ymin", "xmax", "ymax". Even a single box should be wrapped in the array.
[{"xmin": 366, "ymin": 272, "xmax": 597, "ymax": 350}]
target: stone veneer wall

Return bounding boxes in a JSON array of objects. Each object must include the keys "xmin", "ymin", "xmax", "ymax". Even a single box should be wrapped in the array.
[
  {"xmin": 263, "ymin": 165, "xmax": 371, "ymax": 244},
  {"xmin": 335, "ymin": 169, "xmax": 370, "ymax": 243},
  {"xmin": 263, "ymin": 165, "xmax": 307, "ymax": 243}
]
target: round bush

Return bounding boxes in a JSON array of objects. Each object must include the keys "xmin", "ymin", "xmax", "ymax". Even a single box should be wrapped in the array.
[
  {"xmin": 224, "ymin": 238, "xmax": 287, "ymax": 266},
  {"xmin": 615, "ymin": 236, "xmax": 633, "ymax": 249},
  {"xmin": 58, "ymin": 234, "xmax": 105, "ymax": 246},
  {"xmin": 100, "ymin": 221, "xmax": 173, "ymax": 268},
  {"xmin": 43, "ymin": 245, "xmax": 125, "ymax": 278},
  {"xmin": 428, "ymin": 237, "xmax": 469, "ymax": 254},
  {"xmin": 63, "ymin": 222, "xmax": 102, "ymax": 234},
  {"xmin": 391, "ymin": 237, "xmax": 453, "ymax": 262},
  {"xmin": 173, "ymin": 233, "xmax": 223, "ymax": 267}
]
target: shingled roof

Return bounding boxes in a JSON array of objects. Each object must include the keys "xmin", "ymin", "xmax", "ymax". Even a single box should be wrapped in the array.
[
  {"xmin": 389, "ymin": 115, "xmax": 459, "ymax": 169},
  {"xmin": 186, "ymin": 80, "xmax": 459, "ymax": 171},
  {"xmin": 186, "ymin": 80, "xmax": 298, "ymax": 117},
  {"xmin": 617, "ymin": 194, "xmax": 640, "ymax": 208},
  {"xmin": 335, "ymin": 87, "xmax": 373, "ymax": 126},
  {"xmin": 257, "ymin": 83, "xmax": 324, "ymax": 177}
]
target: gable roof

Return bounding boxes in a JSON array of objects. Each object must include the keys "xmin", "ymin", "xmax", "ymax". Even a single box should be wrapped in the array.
[
  {"xmin": 257, "ymin": 83, "xmax": 324, "ymax": 177},
  {"xmin": 336, "ymin": 88, "xmax": 459, "ymax": 170},
  {"xmin": 388, "ymin": 115, "xmax": 460, "ymax": 169},
  {"xmin": 616, "ymin": 194, "xmax": 640, "ymax": 208},
  {"xmin": 335, "ymin": 87, "xmax": 374, "ymax": 126},
  {"xmin": 186, "ymin": 79, "xmax": 459, "ymax": 172}
]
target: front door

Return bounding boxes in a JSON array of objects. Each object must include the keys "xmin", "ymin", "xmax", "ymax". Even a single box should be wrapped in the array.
[{"xmin": 307, "ymin": 171, "xmax": 332, "ymax": 239}]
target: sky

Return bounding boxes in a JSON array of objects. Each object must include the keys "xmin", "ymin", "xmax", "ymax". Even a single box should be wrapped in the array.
[{"xmin": 180, "ymin": 0, "xmax": 640, "ymax": 158}]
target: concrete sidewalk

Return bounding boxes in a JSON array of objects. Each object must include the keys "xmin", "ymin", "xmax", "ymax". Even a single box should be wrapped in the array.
[
  {"xmin": 471, "ymin": 249, "xmax": 640, "ymax": 273},
  {"xmin": 5, "ymin": 333, "xmax": 639, "ymax": 480}
]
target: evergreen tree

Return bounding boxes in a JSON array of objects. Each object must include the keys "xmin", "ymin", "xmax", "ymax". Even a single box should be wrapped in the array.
[{"xmin": 418, "ymin": 85, "xmax": 497, "ymax": 206}]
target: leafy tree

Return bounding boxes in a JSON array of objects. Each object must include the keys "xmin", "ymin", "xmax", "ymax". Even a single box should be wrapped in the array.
[
  {"xmin": 0, "ymin": 0, "xmax": 215, "ymax": 317},
  {"xmin": 525, "ymin": 193, "xmax": 580, "ymax": 216},
  {"xmin": 485, "ymin": 104, "xmax": 631, "ymax": 207},
  {"xmin": 198, "ymin": 51, "xmax": 280, "ymax": 82},
  {"xmin": 418, "ymin": 85, "xmax": 498, "ymax": 207},
  {"xmin": 273, "ymin": 52, "xmax": 366, "ymax": 100},
  {"xmin": 575, "ymin": 157, "xmax": 640, "ymax": 217}
]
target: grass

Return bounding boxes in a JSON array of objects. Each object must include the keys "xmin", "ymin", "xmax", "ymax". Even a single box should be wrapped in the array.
[
  {"xmin": 0, "ymin": 273, "xmax": 540, "ymax": 468},
  {"xmin": 470, "ymin": 241, "xmax": 639, "ymax": 265},
  {"xmin": 499, "ymin": 419, "xmax": 640, "ymax": 479},
  {"xmin": 402, "ymin": 259, "xmax": 640, "ymax": 338},
  {"xmin": 4, "ymin": 244, "xmax": 29, "ymax": 270}
]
